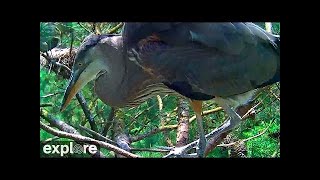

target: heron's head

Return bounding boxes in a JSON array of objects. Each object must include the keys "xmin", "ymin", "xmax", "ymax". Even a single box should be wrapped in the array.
[{"xmin": 60, "ymin": 34, "xmax": 121, "ymax": 111}]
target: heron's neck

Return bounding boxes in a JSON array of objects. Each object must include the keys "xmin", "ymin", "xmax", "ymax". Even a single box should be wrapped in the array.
[
  {"xmin": 94, "ymin": 36, "xmax": 160, "ymax": 108},
  {"xmin": 94, "ymin": 36, "xmax": 126, "ymax": 107}
]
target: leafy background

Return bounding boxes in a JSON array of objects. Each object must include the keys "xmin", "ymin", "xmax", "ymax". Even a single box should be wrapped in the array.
[{"xmin": 40, "ymin": 22, "xmax": 280, "ymax": 158}]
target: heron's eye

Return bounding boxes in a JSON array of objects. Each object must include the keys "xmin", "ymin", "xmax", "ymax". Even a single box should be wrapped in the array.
[{"xmin": 78, "ymin": 63, "xmax": 83, "ymax": 66}]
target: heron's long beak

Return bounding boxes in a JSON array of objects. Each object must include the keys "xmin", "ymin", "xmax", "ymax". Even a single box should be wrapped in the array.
[
  {"xmin": 60, "ymin": 70, "xmax": 83, "ymax": 112},
  {"xmin": 60, "ymin": 61, "xmax": 104, "ymax": 112}
]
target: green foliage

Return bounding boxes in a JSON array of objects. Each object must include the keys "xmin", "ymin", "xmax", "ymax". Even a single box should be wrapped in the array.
[{"xmin": 40, "ymin": 22, "xmax": 280, "ymax": 158}]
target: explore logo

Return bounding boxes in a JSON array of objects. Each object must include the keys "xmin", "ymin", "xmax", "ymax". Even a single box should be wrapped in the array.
[{"xmin": 40, "ymin": 141, "xmax": 99, "ymax": 157}]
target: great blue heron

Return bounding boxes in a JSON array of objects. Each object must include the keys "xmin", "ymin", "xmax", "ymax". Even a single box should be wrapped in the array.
[{"xmin": 60, "ymin": 22, "xmax": 280, "ymax": 157}]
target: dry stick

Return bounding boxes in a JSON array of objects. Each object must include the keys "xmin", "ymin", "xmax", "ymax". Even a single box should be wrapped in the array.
[
  {"xmin": 69, "ymin": 30, "xmax": 74, "ymax": 56},
  {"xmin": 102, "ymin": 107, "xmax": 115, "ymax": 136},
  {"xmin": 130, "ymin": 107, "xmax": 222, "ymax": 142},
  {"xmin": 158, "ymin": 95, "xmax": 173, "ymax": 146},
  {"xmin": 131, "ymin": 148, "xmax": 170, "ymax": 153},
  {"xmin": 78, "ymin": 125, "xmax": 116, "ymax": 145},
  {"xmin": 40, "ymin": 121, "xmax": 140, "ymax": 158},
  {"xmin": 270, "ymin": 89, "xmax": 280, "ymax": 101},
  {"xmin": 41, "ymin": 136, "xmax": 60, "ymax": 144},
  {"xmin": 133, "ymin": 95, "xmax": 168, "ymax": 120},
  {"xmin": 255, "ymin": 94, "xmax": 279, "ymax": 115},
  {"xmin": 126, "ymin": 95, "xmax": 169, "ymax": 129},
  {"xmin": 40, "ymin": 103, "xmax": 53, "ymax": 107},
  {"xmin": 241, "ymin": 87, "xmax": 275, "ymax": 119},
  {"xmin": 157, "ymin": 95, "xmax": 163, "ymax": 110},
  {"xmin": 217, "ymin": 118, "xmax": 275, "ymax": 147},
  {"xmin": 265, "ymin": 22, "xmax": 273, "ymax": 33},
  {"xmin": 88, "ymin": 97, "xmax": 99, "ymax": 111},
  {"xmin": 107, "ymin": 23, "xmax": 124, "ymax": 34},
  {"xmin": 78, "ymin": 22, "xmax": 92, "ymax": 33},
  {"xmin": 41, "ymin": 92, "xmax": 64, "ymax": 98},
  {"xmin": 95, "ymin": 22, "xmax": 102, "ymax": 35}
]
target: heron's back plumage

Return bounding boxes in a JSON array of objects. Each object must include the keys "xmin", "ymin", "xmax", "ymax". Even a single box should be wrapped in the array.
[{"xmin": 123, "ymin": 22, "xmax": 280, "ymax": 100}]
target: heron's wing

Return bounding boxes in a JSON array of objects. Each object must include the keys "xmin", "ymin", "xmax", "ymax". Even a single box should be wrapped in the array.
[
  {"xmin": 123, "ymin": 22, "xmax": 279, "ymax": 54},
  {"xmin": 123, "ymin": 23, "xmax": 280, "ymax": 99}
]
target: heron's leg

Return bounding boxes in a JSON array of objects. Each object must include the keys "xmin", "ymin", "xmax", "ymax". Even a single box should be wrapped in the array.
[
  {"xmin": 210, "ymin": 97, "xmax": 242, "ymax": 138},
  {"xmin": 190, "ymin": 100, "xmax": 206, "ymax": 158}
]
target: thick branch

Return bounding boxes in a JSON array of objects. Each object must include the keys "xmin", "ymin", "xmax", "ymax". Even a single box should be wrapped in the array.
[
  {"xmin": 40, "ymin": 121, "xmax": 139, "ymax": 158},
  {"xmin": 176, "ymin": 98, "xmax": 189, "ymax": 147},
  {"xmin": 40, "ymin": 108, "xmax": 79, "ymax": 134},
  {"xmin": 40, "ymin": 108, "xmax": 106, "ymax": 158}
]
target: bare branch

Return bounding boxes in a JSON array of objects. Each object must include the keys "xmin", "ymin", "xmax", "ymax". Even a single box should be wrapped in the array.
[
  {"xmin": 157, "ymin": 95, "xmax": 163, "ymax": 111},
  {"xmin": 40, "ymin": 121, "xmax": 140, "ymax": 158},
  {"xmin": 76, "ymin": 93, "xmax": 97, "ymax": 132}
]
